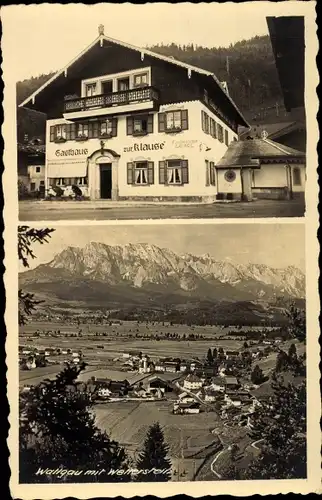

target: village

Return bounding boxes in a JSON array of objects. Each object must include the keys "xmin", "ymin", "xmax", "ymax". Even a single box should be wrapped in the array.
[{"xmin": 19, "ymin": 333, "xmax": 289, "ymax": 429}]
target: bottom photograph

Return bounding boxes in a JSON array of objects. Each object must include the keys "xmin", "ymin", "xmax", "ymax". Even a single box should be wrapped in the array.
[{"xmin": 18, "ymin": 222, "xmax": 306, "ymax": 483}]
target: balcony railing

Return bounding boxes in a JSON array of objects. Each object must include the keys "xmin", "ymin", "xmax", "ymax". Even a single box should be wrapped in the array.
[{"xmin": 64, "ymin": 86, "xmax": 159, "ymax": 113}]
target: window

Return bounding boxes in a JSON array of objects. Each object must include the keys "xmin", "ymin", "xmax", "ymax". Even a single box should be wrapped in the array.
[
  {"xmin": 55, "ymin": 124, "xmax": 67, "ymax": 141},
  {"xmin": 206, "ymin": 161, "xmax": 216, "ymax": 186},
  {"xmin": 100, "ymin": 119, "xmax": 113, "ymax": 137},
  {"xmin": 292, "ymin": 166, "xmax": 302, "ymax": 186},
  {"xmin": 118, "ymin": 78, "xmax": 130, "ymax": 91},
  {"xmin": 30, "ymin": 182, "xmax": 36, "ymax": 191},
  {"xmin": 224, "ymin": 129, "xmax": 229, "ymax": 146},
  {"xmin": 166, "ymin": 111, "xmax": 181, "ymax": 131},
  {"xmin": 77, "ymin": 177, "xmax": 88, "ymax": 186},
  {"xmin": 85, "ymin": 83, "xmax": 97, "ymax": 97},
  {"xmin": 158, "ymin": 159, "xmax": 189, "ymax": 185},
  {"xmin": 133, "ymin": 72, "xmax": 148, "ymax": 87},
  {"xmin": 76, "ymin": 123, "xmax": 89, "ymax": 139},
  {"xmin": 217, "ymin": 124, "xmax": 224, "ymax": 143},
  {"xmin": 127, "ymin": 115, "xmax": 153, "ymax": 135},
  {"xmin": 50, "ymin": 119, "xmax": 117, "ymax": 142},
  {"xmin": 36, "ymin": 167, "xmax": 41, "ymax": 173},
  {"xmin": 167, "ymin": 160, "xmax": 182, "ymax": 184},
  {"xmin": 127, "ymin": 162, "xmax": 154, "ymax": 185},
  {"xmin": 40, "ymin": 180, "xmax": 45, "ymax": 186},
  {"xmin": 134, "ymin": 162, "xmax": 148, "ymax": 185},
  {"xmin": 158, "ymin": 110, "xmax": 189, "ymax": 133},
  {"xmin": 57, "ymin": 178, "xmax": 66, "ymax": 186}
]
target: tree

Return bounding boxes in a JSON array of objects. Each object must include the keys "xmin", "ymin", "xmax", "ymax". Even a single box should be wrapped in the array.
[
  {"xmin": 243, "ymin": 341, "xmax": 249, "ymax": 349},
  {"xmin": 285, "ymin": 302, "xmax": 306, "ymax": 343},
  {"xmin": 275, "ymin": 349, "xmax": 289, "ymax": 373},
  {"xmin": 18, "ymin": 226, "xmax": 55, "ymax": 325},
  {"xmin": 222, "ymin": 444, "xmax": 244, "ymax": 480},
  {"xmin": 288, "ymin": 343, "xmax": 298, "ymax": 364},
  {"xmin": 206, "ymin": 348, "xmax": 213, "ymax": 365},
  {"xmin": 20, "ymin": 363, "xmax": 129, "ymax": 483},
  {"xmin": 251, "ymin": 365, "xmax": 266, "ymax": 385},
  {"xmin": 212, "ymin": 347, "xmax": 218, "ymax": 359},
  {"xmin": 136, "ymin": 422, "xmax": 172, "ymax": 482},
  {"xmin": 246, "ymin": 376, "xmax": 306, "ymax": 479}
]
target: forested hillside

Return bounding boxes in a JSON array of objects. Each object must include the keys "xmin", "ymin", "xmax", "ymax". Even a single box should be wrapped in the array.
[{"xmin": 16, "ymin": 35, "xmax": 287, "ymax": 124}]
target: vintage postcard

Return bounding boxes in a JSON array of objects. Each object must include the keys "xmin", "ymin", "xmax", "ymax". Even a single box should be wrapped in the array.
[{"xmin": 2, "ymin": 1, "xmax": 320, "ymax": 498}]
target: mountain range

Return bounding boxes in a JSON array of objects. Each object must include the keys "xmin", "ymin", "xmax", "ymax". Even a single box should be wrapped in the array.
[{"xmin": 19, "ymin": 242, "xmax": 305, "ymax": 321}]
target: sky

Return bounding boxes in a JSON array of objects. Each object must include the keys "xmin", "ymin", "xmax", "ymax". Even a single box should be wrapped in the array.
[
  {"xmin": 21, "ymin": 222, "xmax": 305, "ymax": 272},
  {"xmin": 2, "ymin": 3, "xmax": 271, "ymax": 82}
]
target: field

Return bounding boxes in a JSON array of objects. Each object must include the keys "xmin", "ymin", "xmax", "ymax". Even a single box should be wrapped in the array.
[
  {"xmin": 93, "ymin": 400, "xmax": 223, "ymax": 480},
  {"xmin": 19, "ymin": 320, "xmax": 250, "ymax": 361}
]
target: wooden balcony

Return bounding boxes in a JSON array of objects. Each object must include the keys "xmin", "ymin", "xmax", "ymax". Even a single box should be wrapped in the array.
[{"xmin": 63, "ymin": 86, "xmax": 159, "ymax": 118}]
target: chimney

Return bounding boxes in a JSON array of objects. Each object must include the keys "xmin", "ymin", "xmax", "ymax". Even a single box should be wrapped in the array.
[{"xmin": 98, "ymin": 24, "xmax": 104, "ymax": 36}]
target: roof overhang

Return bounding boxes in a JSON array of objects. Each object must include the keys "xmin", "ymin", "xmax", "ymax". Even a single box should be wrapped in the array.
[{"xmin": 19, "ymin": 34, "xmax": 249, "ymax": 128}]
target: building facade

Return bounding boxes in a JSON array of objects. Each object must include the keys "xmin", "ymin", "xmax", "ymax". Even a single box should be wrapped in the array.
[
  {"xmin": 216, "ymin": 137, "xmax": 306, "ymax": 201},
  {"xmin": 20, "ymin": 27, "xmax": 248, "ymax": 202}
]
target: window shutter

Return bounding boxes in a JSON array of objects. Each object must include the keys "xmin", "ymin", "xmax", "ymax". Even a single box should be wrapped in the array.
[
  {"xmin": 147, "ymin": 115, "xmax": 154, "ymax": 134},
  {"xmin": 213, "ymin": 120, "xmax": 217, "ymax": 139},
  {"xmin": 126, "ymin": 117, "xmax": 133, "ymax": 135},
  {"xmin": 127, "ymin": 162, "xmax": 134, "ymax": 184},
  {"xmin": 210, "ymin": 162, "xmax": 216, "ymax": 185},
  {"xmin": 93, "ymin": 121, "xmax": 99, "ymax": 138},
  {"xmin": 181, "ymin": 160, "xmax": 189, "ymax": 184},
  {"xmin": 65, "ymin": 124, "xmax": 70, "ymax": 140},
  {"xmin": 159, "ymin": 161, "xmax": 166, "ymax": 184},
  {"xmin": 112, "ymin": 118, "xmax": 118, "ymax": 137},
  {"xmin": 181, "ymin": 110, "xmax": 189, "ymax": 130},
  {"xmin": 225, "ymin": 129, "xmax": 229, "ymax": 145},
  {"xmin": 201, "ymin": 111, "xmax": 205, "ymax": 132},
  {"xmin": 158, "ymin": 113, "xmax": 165, "ymax": 132},
  {"xmin": 205, "ymin": 160, "xmax": 210, "ymax": 186},
  {"xmin": 205, "ymin": 115, "xmax": 209, "ymax": 134},
  {"xmin": 70, "ymin": 123, "xmax": 76, "ymax": 140},
  {"xmin": 148, "ymin": 162, "xmax": 154, "ymax": 184},
  {"xmin": 88, "ymin": 122, "xmax": 93, "ymax": 139},
  {"xmin": 50, "ymin": 126, "xmax": 55, "ymax": 142}
]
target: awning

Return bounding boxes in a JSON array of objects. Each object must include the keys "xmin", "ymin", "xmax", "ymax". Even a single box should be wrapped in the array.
[{"xmin": 47, "ymin": 160, "xmax": 87, "ymax": 178}]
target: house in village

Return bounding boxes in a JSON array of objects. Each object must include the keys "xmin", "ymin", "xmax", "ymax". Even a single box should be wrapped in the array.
[
  {"xmin": 177, "ymin": 391, "xmax": 196, "ymax": 404},
  {"xmin": 225, "ymin": 350, "xmax": 240, "ymax": 360},
  {"xmin": 224, "ymin": 391, "xmax": 254, "ymax": 408},
  {"xmin": 203, "ymin": 388, "xmax": 219, "ymax": 402},
  {"xmin": 183, "ymin": 373, "xmax": 203, "ymax": 391},
  {"xmin": 17, "ymin": 107, "xmax": 46, "ymax": 196},
  {"xmin": 173, "ymin": 401, "xmax": 201, "ymax": 415},
  {"xmin": 138, "ymin": 354, "xmax": 155, "ymax": 374},
  {"xmin": 211, "ymin": 377, "xmax": 226, "ymax": 393},
  {"xmin": 19, "ymin": 25, "xmax": 248, "ymax": 202},
  {"xmin": 163, "ymin": 361, "xmax": 180, "ymax": 373},
  {"xmin": 146, "ymin": 375, "xmax": 174, "ymax": 394},
  {"xmin": 224, "ymin": 376, "xmax": 240, "ymax": 391}
]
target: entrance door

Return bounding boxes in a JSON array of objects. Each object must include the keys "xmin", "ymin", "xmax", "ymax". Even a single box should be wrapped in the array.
[{"xmin": 100, "ymin": 164, "xmax": 112, "ymax": 199}]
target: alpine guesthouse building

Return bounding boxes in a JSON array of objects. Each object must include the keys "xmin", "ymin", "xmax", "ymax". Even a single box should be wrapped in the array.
[{"xmin": 20, "ymin": 26, "xmax": 305, "ymax": 202}]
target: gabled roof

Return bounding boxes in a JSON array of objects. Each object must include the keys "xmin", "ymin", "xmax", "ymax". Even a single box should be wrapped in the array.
[
  {"xmin": 19, "ymin": 32, "xmax": 248, "ymax": 127},
  {"xmin": 217, "ymin": 137, "xmax": 305, "ymax": 168}
]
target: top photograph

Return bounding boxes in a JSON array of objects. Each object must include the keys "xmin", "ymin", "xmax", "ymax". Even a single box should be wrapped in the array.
[{"xmin": 15, "ymin": 4, "xmax": 306, "ymax": 221}]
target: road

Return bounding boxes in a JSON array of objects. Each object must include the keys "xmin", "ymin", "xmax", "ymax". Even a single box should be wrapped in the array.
[{"xmin": 19, "ymin": 199, "xmax": 305, "ymax": 221}]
